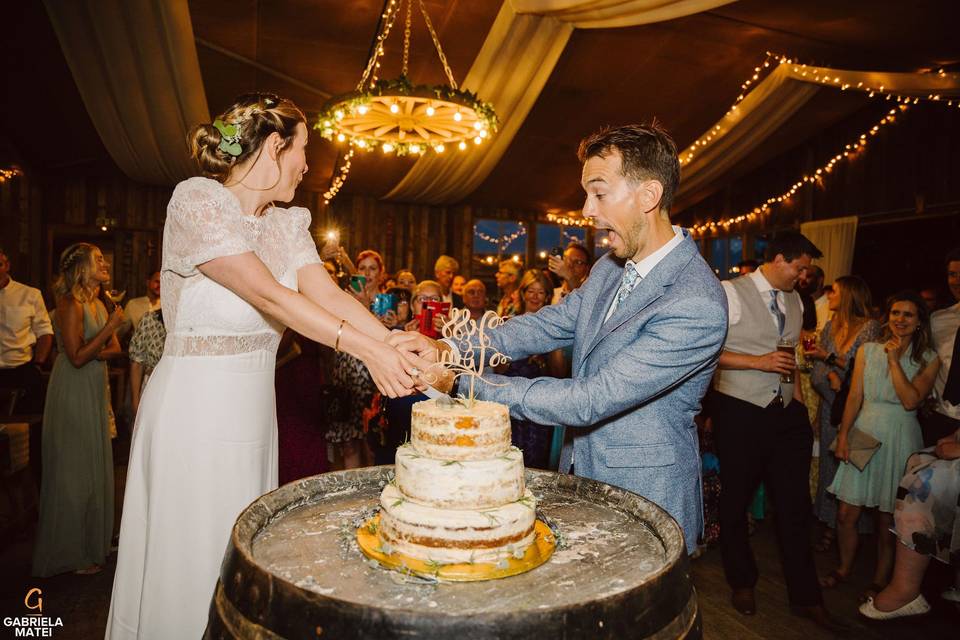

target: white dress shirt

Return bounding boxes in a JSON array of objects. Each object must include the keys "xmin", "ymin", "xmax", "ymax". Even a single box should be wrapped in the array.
[
  {"xmin": 721, "ymin": 268, "xmax": 803, "ymax": 330},
  {"xmin": 931, "ymin": 302, "xmax": 960, "ymax": 420},
  {"xmin": 0, "ymin": 279, "xmax": 53, "ymax": 368},
  {"xmin": 604, "ymin": 225, "xmax": 685, "ymax": 322},
  {"xmin": 120, "ymin": 295, "xmax": 161, "ymax": 338}
]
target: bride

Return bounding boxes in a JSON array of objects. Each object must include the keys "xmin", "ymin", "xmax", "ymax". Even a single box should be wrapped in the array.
[{"xmin": 105, "ymin": 92, "xmax": 423, "ymax": 638}]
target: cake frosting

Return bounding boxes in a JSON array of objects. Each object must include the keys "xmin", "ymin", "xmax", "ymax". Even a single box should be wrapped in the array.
[
  {"xmin": 394, "ymin": 443, "xmax": 524, "ymax": 509},
  {"xmin": 377, "ymin": 398, "xmax": 539, "ymax": 567}
]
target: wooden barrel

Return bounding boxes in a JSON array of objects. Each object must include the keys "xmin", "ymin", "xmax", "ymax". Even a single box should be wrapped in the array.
[{"xmin": 206, "ymin": 467, "xmax": 701, "ymax": 639}]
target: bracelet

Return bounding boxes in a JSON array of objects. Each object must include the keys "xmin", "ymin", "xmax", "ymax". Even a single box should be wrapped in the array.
[{"xmin": 335, "ymin": 319, "xmax": 347, "ymax": 353}]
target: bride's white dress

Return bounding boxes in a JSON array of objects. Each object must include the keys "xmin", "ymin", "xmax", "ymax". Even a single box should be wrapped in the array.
[{"xmin": 105, "ymin": 177, "xmax": 321, "ymax": 638}]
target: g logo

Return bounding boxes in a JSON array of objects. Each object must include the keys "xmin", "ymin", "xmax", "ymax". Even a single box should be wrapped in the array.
[{"xmin": 25, "ymin": 587, "xmax": 42, "ymax": 614}]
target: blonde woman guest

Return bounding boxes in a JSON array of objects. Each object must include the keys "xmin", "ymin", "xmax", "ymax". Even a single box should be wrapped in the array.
[
  {"xmin": 821, "ymin": 291, "xmax": 940, "ymax": 600},
  {"xmin": 807, "ymin": 275, "xmax": 881, "ymax": 550},
  {"xmin": 32, "ymin": 243, "xmax": 124, "ymax": 577},
  {"xmin": 106, "ymin": 93, "xmax": 421, "ymax": 639}
]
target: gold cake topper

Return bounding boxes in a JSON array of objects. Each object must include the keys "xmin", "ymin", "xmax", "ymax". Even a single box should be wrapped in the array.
[{"xmin": 421, "ymin": 308, "xmax": 510, "ymax": 405}]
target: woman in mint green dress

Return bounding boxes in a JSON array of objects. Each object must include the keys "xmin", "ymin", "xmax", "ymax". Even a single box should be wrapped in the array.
[
  {"xmin": 31, "ymin": 243, "xmax": 124, "ymax": 576},
  {"xmin": 820, "ymin": 291, "xmax": 940, "ymax": 600}
]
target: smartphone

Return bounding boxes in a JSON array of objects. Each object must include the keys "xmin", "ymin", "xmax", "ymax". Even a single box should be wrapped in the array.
[
  {"xmin": 419, "ymin": 301, "xmax": 451, "ymax": 338},
  {"xmin": 371, "ymin": 293, "xmax": 398, "ymax": 316},
  {"xmin": 551, "ymin": 246, "xmax": 564, "ymax": 258},
  {"xmin": 349, "ymin": 274, "xmax": 367, "ymax": 293}
]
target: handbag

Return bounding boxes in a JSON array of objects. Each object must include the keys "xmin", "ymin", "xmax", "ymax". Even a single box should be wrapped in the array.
[
  {"xmin": 828, "ymin": 427, "xmax": 881, "ymax": 471},
  {"xmin": 829, "ymin": 353, "xmax": 856, "ymax": 426}
]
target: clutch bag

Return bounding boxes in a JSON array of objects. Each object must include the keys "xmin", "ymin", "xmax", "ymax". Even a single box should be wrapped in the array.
[{"xmin": 829, "ymin": 428, "xmax": 881, "ymax": 471}]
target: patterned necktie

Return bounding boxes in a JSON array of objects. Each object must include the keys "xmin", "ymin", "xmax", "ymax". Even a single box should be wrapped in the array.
[
  {"xmin": 616, "ymin": 261, "xmax": 641, "ymax": 305},
  {"xmin": 769, "ymin": 290, "xmax": 785, "ymax": 336},
  {"xmin": 943, "ymin": 325, "xmax": 960, "ymax": 405}
]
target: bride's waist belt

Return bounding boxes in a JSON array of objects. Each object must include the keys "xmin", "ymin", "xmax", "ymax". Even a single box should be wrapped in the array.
[{"xmin": 164, "ymin": 332, "xmax": 281, "ymax": 357}]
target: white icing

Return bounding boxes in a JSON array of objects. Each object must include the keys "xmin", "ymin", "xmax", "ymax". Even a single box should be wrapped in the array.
[
  {"xmin": 378, "ymin": 484, "xmax": 537, "ymax": 565},
  {"xmin": 394, "ymin": 444, "xmax": 525, "ymax": 509}
]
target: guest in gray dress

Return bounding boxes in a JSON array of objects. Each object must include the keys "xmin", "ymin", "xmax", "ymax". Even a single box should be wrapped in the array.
[{"xmin": 32, "ymin": 243, "xmax": 124, "ymax": 576}]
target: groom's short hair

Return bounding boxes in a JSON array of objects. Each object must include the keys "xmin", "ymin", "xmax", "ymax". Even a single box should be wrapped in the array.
[{"xmin": 577, "ymin": 122, "xmax": 680, "ymax": 214}]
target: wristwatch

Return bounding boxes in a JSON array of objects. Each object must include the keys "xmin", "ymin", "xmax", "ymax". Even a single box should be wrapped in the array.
[{"xmin": 825, "ymin": 352, "xmax": 837, "ymax": 366}]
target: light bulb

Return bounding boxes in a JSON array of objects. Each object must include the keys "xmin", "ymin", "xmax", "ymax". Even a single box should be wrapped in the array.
[
  {"xmin": 434, "ymin": 144, "xmax": 445, "ymax": 153},
  {"xmin": 538, "ymin": 251, "xmax": 547, "ymax": 259},
  {"xmin": 336, "ymin": 133, "xmax": 346, "ymax": 142},
  {"xmin": 356, "ymin": 139, "xmax": 366, "ymax": 148},
  {"xmin": 512, "ymin": 255, "xmax": 520, "ymax": 263},
  {"xmin": 453, "ymin": 111, "xmax": 462, "ymax": 122},
  {"xmin": 458, "ymin": 141, "xmax": 467, "ymax": 151},
  {"xmin": 382, "ymin": 143, "xmax": 394, "ymax": 153},
  {"xmin": 357, "ymin": 105, "xmax": 368, "ymax": 115},
  {"xmin": 479, "ymin": 129, "xmax": 488, "ymax": 138},
  {"xmin": 473, "ymin": 121, "xmax": 482, "ymax": 130},
  {"xmin": 474, "ymin": 136, "xmax": 482, "ymax": 145},
  {"xmin": 425, "ymin": 106, "xmax": 435, "ymax": 116},
  {"xmin": 334, "ymin": 110, "xmax": 344, "ymax": 120},
  {"xmin": 410, "ymin": 144, "xmax": 421, "ymax": 154},
  {"xmin": 390, "ymin": 103, "xmax": 399, "ymax": 114}
]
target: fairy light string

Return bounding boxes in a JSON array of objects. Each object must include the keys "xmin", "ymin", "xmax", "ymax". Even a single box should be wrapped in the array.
[{"xmin": 690, "ymin": 105, "xmax": 909, "ymax": 237}]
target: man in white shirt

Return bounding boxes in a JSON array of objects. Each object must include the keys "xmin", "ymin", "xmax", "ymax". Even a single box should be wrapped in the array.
[
  {"xmin": 711, "ymin": 232, "xmax": 845, "ymax": 631},
  {"xmin": 0, "ymin": 247, "xmax": 53, "ymax": 414},
  {"xmin": 924, "ymin": 248, "xmax": 960, "ymax": 445},
  {"xmin": 119, "ymin": 269, "xmax": 161, "ymax": 339},
  {"xmin": 548, "ymin": 242, "xmax": 591, "ymax": 304}
]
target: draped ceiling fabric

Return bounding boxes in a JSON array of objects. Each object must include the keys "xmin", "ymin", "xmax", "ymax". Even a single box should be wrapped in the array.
[
  {"xmin": 800, "ymin": 216, "xmax": 858, "ymax": 285},
  {"xmin": 511, "ymin": 0, "xmax": 737, "ymax": 28},
  {"xmin": 385, "ymin": 0, "xmax": 737, "ymax": 204},
  {"xmin": 43, "ymin": 0, "xmax": 209, "ymax": 186},
  {"xmin": 677, "ymin": 64, "xmax": 960, "ymax": 204}
]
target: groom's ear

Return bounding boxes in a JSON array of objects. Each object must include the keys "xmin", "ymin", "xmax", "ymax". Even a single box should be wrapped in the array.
[{"xmin": 635, "ymin": 178, "xmax": 664, "ymax": 214}]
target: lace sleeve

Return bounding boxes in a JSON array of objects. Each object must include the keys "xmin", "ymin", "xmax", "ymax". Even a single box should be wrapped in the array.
[
  {"xmin": 286, "ymin": 206, "xmax": 322, "ymax": 272},
  {"xmin": 165, "ymin": 178, "xmax": 254, "ymax": 276}
]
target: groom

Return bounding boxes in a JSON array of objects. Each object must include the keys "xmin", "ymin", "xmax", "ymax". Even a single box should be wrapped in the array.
[{"xmin": 392, "ymin": 123, "xmax": 728, "ymax": 554}]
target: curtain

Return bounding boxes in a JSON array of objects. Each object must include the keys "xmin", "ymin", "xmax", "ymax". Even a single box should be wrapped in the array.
[
  {"xmin": 511, "ymin": 0, "xmax": 736, "ymax": 28},
  {"xmin": 386, "ymin": 0, "xmax": 736, "ymax": 204},
  {"xmin": 800, "ymin": 216, "xmax": 859, "ymax": 285},
  {"xmin": 43, "ymin": 0, "xmax": 209, "ymax": 186}
]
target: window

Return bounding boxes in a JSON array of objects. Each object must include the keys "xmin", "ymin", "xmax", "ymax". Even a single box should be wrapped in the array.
[{"xmin": 473, "ymin": 219, "xmax": 527, "ymax": 271}]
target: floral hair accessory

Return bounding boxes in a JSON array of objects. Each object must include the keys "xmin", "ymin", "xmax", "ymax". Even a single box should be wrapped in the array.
[{"xmin": 213, "ymin": 119, "xmax": 243, "ymax": 157}]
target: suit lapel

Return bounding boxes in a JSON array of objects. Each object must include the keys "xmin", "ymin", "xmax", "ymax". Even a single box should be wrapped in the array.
[
  {"xmin": 574, "ymin": 260, "xmax": 621, "ymax": 367},
  {"xmin": 578, "ymin": 232, "xmax": 699, "ymax": 367}
]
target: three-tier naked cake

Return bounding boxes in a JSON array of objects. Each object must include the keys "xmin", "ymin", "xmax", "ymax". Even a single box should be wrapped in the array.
[{"xmin": 376, "ymin": 398, "xmax": 538, "ymax": 565}]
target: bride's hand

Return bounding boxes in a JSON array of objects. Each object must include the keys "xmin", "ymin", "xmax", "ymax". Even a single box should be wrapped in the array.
[{"xmin": 360, "ymin": 341, "xmax": 418, "ymax": 398}]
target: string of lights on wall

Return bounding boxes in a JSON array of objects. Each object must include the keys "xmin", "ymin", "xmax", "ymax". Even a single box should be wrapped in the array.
[
  {"xmin": 322, "ymin": 147, "xmax": 355, "ymax": 204},
  {"xmin": 690, "ymin": 105, "xmax": 909, "ymax": 237},
  {"xmin": 680, "ymin": 52, "xmax": 958, "ymax": 167},
  {"xmin": 545, "ymin": 212, "xmax": 593, "ymax": 227},
  {"xmin": 473, "ymin": 222, "xmax": 526, "ymax": 251}
]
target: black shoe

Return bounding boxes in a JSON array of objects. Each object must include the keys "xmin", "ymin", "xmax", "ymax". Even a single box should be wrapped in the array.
[{"xmin": 731, "ymin": 588, "xmax": 756, "ymax": 616}]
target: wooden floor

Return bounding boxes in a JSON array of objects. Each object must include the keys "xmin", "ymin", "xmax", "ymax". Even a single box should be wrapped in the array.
[{"xmin": 2, "ymin": 462, "xmax": 957, "ymax": 638}]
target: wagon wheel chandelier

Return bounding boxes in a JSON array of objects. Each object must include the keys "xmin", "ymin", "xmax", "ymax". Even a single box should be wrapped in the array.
[{"xmin": 316, "ymin": 0, "xmax": 499, "ymax": 203}]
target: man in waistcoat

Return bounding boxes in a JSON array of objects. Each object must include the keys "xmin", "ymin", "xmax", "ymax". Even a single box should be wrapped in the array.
[{"xmin": 712, "ymin": 231, "xmax": 846, "ymax": 631}]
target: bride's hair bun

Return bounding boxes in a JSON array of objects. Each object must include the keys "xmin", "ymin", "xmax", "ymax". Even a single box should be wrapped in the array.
[{"xmin": 188, "ymin": 93, "xmax": 306, "ymax": 182}]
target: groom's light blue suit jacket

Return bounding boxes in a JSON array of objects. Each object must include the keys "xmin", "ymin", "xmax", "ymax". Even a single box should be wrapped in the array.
[{"xmin": 471, "ymin": 231, "xmax": 727, "ymax": 552}]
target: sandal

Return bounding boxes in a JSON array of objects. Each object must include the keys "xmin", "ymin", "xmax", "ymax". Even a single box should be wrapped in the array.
[
  {"xmin": 819, "ymin": 569, "xmax": 848, "ymax": 589},
  {"xmin": 813, "ymin": 529, "xmax": 835, "ymax": 553},
  {"xmin": 860, "ymin": 582, "xmax": 885, "ymax": 604}
]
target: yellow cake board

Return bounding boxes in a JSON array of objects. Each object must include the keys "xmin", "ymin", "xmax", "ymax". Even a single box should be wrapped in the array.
[{"xmin": 357, "ymin": 514, "xmax": 556, "ymax": 582}]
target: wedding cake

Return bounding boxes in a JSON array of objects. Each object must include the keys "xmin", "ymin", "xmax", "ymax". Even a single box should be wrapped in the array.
[{"xmin": 377, "ymin": 398, "xmax": 538, "ymax": 565}]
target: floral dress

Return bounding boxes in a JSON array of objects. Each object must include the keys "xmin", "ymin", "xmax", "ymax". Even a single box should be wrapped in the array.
[
  {"xmin": 811, "ymin": 319, "xmax": 880, "ymax": 527},
  {"xmin": 894, "ymin": 434, "xmax": 960, "ymax": 564}
]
